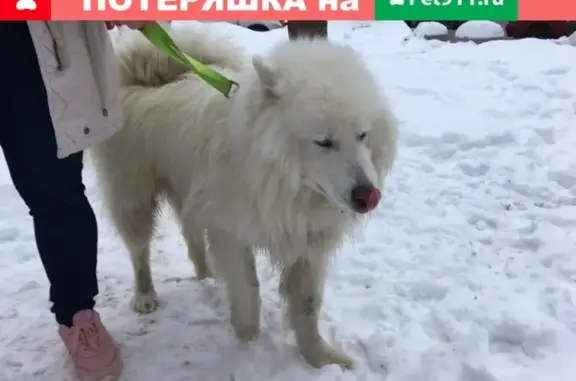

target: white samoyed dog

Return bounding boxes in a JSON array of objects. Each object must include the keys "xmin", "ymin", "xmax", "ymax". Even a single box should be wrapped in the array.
[{"xmin": 92, "ymin": 27, "xmax": 398, "ymax": 369}]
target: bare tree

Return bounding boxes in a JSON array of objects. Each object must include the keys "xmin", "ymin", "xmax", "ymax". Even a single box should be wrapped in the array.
[{"xmin": 287, "ymin": 21, "xmax": 328, "ymax": 40}]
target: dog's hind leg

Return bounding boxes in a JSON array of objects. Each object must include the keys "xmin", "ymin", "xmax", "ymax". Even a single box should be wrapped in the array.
[
  {"xmin": 182, "ymin": 227, "xmax": 212, "ymax": 279},
  {"xmin": 167, "ymin": 192, "xmax": 212, "ymax": 280},
  {"xmin": 105, "ymin": 183, "xmax": 161, "ymax": 314},
  {"xmin": 208, "ymin": 230, "xmax": 261, "ymax": 341},
  {"xmin": 280, "ymin": 254, "xmax": 354, "ymax": 369}
]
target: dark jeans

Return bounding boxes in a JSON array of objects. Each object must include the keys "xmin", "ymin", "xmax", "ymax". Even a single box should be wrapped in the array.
[{"xmin": 0, "ymin": 22, "xmax": 98, "ymax": 326}]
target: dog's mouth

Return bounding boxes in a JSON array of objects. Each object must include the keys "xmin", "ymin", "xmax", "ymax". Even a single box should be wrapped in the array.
[
  {"xmin": 314, "ymin": 183, "xmax": 339, "ymax": 207},
  {"xmin": 316, "ymin": 184, "xmax": 328, "ymax": 197},
  {"xmin": 314, "ymin": 184, "xmax": 339, "ymax": 207}
]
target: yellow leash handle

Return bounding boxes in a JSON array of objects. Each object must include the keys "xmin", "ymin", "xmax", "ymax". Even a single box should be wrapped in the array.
[{"xmin": 140, "ymin": 22, "xmax": 239, "ymax": 98}]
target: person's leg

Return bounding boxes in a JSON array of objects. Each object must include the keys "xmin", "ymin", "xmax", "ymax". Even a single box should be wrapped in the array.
[
  {"xmin": 0, "ymin": 22, "xmax": 121, "ymax": 380},
  {"xmin": 0, "ymin": 21, "xmax": 98, "ymax": 327}
]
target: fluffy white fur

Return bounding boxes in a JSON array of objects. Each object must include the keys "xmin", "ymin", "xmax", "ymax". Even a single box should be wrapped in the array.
[{"xmin": 92, "ymin": 28, "xmax": 398, "ymax": 368}]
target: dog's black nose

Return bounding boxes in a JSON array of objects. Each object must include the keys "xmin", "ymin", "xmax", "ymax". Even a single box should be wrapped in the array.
[{"xmin": 350, "ymin": 185, "xmax": 381, "ymax": 213}]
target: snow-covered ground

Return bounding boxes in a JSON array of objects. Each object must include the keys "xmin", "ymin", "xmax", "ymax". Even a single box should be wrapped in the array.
[{"xmin": 2, "ymin": 21, "xmax": 576, "ymax": 381}]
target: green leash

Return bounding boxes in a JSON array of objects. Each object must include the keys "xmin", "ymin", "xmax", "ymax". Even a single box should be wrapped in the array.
[{"xmin": 140, "ymin": 22, "xmax": 239, "ymax": 98}]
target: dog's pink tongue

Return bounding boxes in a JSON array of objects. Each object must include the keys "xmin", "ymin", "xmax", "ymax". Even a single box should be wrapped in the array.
[{"xmin": 365, "ymin": 188, "xmax": 381, "ymax": 212}]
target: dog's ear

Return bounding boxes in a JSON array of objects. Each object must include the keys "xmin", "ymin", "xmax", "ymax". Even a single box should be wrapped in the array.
[{"xmin": 252, "ymin": 54, "xmax": 278, "ymax": 96}]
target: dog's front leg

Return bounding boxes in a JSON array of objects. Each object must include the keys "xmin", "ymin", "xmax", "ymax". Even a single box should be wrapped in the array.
[
  {"xmin": 209, "ymin": 230, "xmax": 261, "ymax": 341},
  {"xmin": 280, "ymin": 255, "xmax": 354, "ymax": 369}
]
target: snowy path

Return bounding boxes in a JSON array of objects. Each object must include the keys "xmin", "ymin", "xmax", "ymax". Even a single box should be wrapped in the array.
[{"xmin": 1, "ymin": 22, "xmax": 576, "ymax": 381}]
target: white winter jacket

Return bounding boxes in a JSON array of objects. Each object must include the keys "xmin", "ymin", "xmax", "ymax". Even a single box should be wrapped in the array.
[{"xmin": 27, "ymin": 21, "xmax": 122, "ymax": 158}]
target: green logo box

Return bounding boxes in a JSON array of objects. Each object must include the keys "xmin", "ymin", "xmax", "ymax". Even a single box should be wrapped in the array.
[{"xmin": 375, "ymin": 0, "xmax": 518, "ymax": 21}]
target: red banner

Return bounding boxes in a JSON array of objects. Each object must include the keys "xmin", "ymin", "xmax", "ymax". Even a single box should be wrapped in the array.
[
  {"xmin": 1, "ymin": 0, "xmax": 370, "ymax": 20},
  {"xmin": 1, "ymin": 0, "xmax": 51, "ymax": 19}
]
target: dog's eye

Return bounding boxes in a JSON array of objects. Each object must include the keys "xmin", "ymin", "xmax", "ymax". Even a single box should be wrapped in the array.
[
  {"xmin": 314, "ymin": 139, "xmax": 334, "ymax": 149},
  {"xmin": 357, "ymin": 132, "xmax": 368, "ymax": 141}
]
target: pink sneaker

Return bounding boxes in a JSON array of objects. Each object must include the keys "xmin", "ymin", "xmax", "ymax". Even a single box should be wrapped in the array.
[{"xmin": 58, "ymin": 310, "xmax": 123, "ymax": 381}]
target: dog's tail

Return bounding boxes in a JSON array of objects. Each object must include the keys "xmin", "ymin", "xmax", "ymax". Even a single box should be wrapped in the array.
[{"xmin": 116, "ymin": 26, "xmax": 244, "ymax": 87}]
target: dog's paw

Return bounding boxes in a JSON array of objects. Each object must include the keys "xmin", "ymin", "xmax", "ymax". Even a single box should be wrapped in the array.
[
  {"xmin": 303, "ymin": 344, "xmax": 354, "ymax": 370},
  {"xmin": 234, "ymin": 324, "xmax": 260, "ymax": 342},
  {"xmin": 195, "ymin": 268, "xmax": 213, "ymax": 280},
  {"xmin": 130, "ymin": 292, "xmax": 159, "ymax": 313}
]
